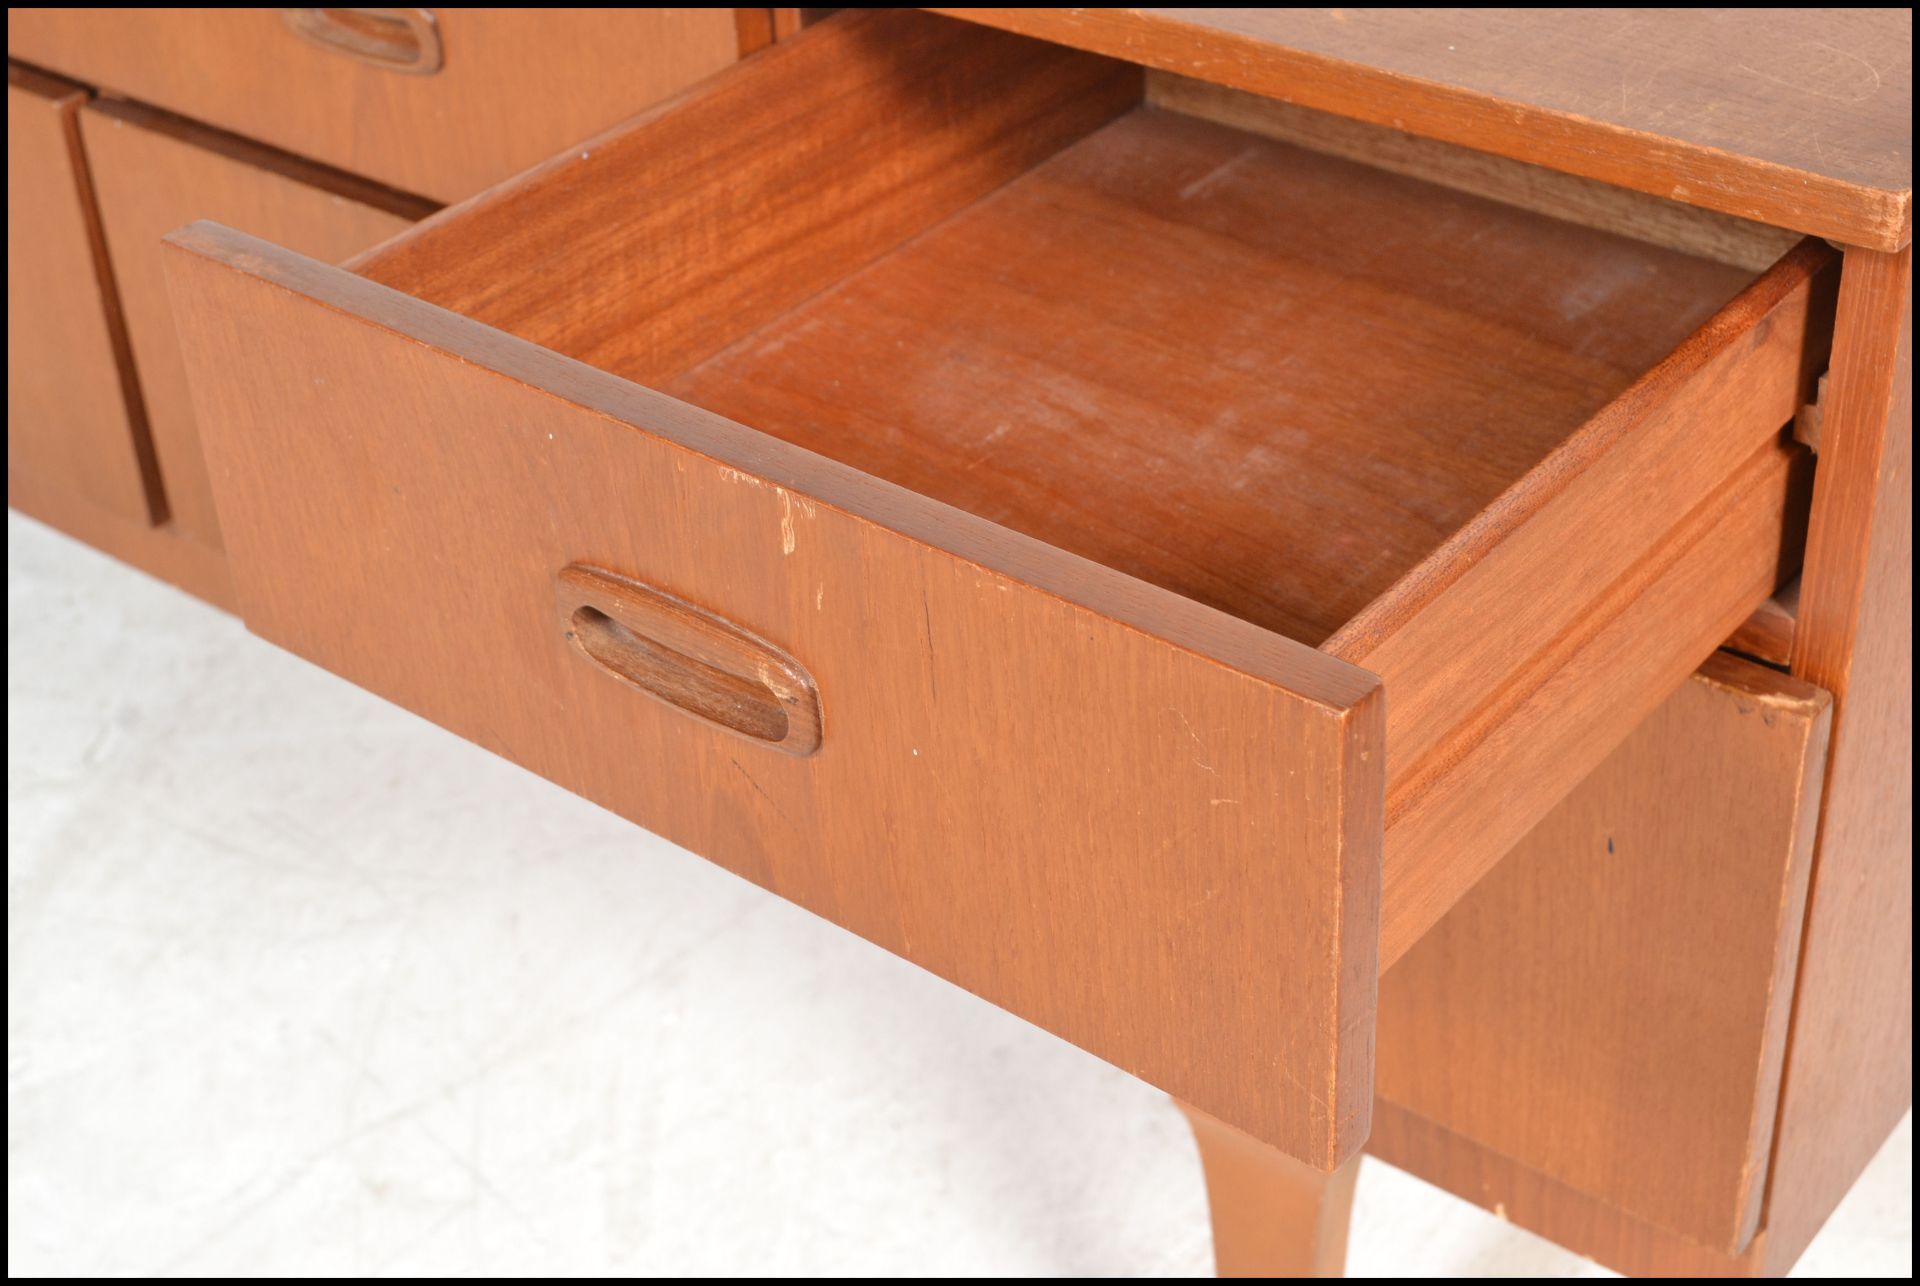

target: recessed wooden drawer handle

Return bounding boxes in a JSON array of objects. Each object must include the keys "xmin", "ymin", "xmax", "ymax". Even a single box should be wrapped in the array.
[
  {"xmin": 280, "ymin": 9, "xmax": 443, "ymax": 74},
  {"xmin": 555, "ymin": 564, "xmax": 822, "ymax": 757}
]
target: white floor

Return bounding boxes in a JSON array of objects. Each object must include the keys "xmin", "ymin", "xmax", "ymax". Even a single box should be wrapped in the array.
[{"xmin": 7, "ymin": 511, "xmax": 1912, "ymax": 1278}]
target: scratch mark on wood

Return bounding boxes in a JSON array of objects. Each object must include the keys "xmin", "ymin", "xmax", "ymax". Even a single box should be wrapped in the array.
[
  {"xmin": 1166, "ymin": 707, "xmax": 1220, "ymax": 776},
  {"xmin": 920, "ymin": 588, "xmax": 939, "ymax": 701},
  {"xmin": 728, "ymin": 756, "xmax": 797, "ymax": 832}
]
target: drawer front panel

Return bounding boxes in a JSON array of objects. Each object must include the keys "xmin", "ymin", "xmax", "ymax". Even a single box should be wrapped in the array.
[
  {"xmin": 6, "ymin": 65, "xmax": 158, "ymax": 524},
  {"xmin": 164, "ymin": 226, "xmax": 1384, "ymax": 1170},
  {"xmin": 80, "ymin": 100, "xmax": 422, "ymax": 550},
  {"xmin": 8, "ymin": 8, "xmax": 749, "ymax": 202},
  {"xmin": 1377, "ymin": 652, "xmax": 1832, "ymax": 1253}
]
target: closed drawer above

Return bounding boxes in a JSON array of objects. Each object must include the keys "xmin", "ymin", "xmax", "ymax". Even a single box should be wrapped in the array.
[
  {"xmin": 1378, "ymin": 651, "xmax": 1833, "ymax": 1255},
  {"xmin": 160, "ymin": 11, "xmax": 1833, "ymax": 1169},
  {"xmin": 7, "ymin": 7, "xmax": 755, "ymax": 202},
  {"xmin": 6, "ymin": 63, "xmax": 158, "ymax": 525}
]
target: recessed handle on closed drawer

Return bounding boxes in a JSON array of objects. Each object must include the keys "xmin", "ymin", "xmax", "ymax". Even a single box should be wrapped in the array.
[
  {"xmin": 555, "ymin": 564, "xmax": 822, "ymax": 757},
  {"xmin": 280, "ymin": 9, "xmax": 443, "ymax": 74}
]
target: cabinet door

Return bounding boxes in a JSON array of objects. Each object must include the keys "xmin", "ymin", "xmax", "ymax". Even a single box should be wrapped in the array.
[
  {"xmin": 1375, "ymin": 651, "xmax": 1833, "ymax": 1257},
  {"xmin": 80, "ymin": 99, "xmax": 422, "ymax": 549},
  {"xmin": 7, "ymin": 65, "xmax": 159, "ymax": 525}
]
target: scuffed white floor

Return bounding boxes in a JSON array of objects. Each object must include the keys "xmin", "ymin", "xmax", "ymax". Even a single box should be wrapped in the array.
[{"xmin": 8, "ymin": 512, "xmax": 1912, "ymax": 1278}]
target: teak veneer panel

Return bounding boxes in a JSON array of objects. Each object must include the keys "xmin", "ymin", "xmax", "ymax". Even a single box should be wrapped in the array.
[
  {"xmin": 160, "ymin": 9, "xmax": 1839, "ymax": 1170},
  {"xmin": 9, "ymin": 466, "xmax": 234, "ymax": 611},
  {"xmin": 6, "ymin": 9, "xmax": 751, "ymax": 205},
  {"xmin": 6, "ymin": 64, "xmax": 159, "ymax": 525},
  {"xmin": 370, "ymin": 0, "xmax": 1826, "ymax": 960},
  {"xmin": 652, "ymin": 93, "xmax": 1828, "ymax": 961},
  {"xmin": 80, "ymin": 99, "xmax": 425, "ymax": 551},
  {"xmin": 165, "ymin": 223, "xmax": 1384, "ymax": 1171},
  {"xmin": 931, "ymin": 7, "xmax": 1915, "ymax": 250},
  {"xmin": 1148, "ymin": 72, "xmax": 1803, "ymax": 275},
  {"xmin": 1369, "ymin": 1102, "xmax": 1771, "ymax": 1278},
  {"xmin": 1346, "ymin": 243, "xmax": 1831, "ymax": 964},
  {"xmin": 357, "ymin": 10, "xmax": 1143, "ymax": 385},
  {"xmin": 1380, "ymin": 652, "xmax": 1833, "ymax": 1254},
  {"xmin": 1763, "ymin": 243, "xmax": 1914, "ymax": 1272},
  {"xmin": 1728, "ymin": 579, "xmax": 1801, "ymax": 668}
]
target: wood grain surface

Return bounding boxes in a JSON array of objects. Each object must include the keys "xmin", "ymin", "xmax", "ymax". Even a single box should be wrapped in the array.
[
  {"xmin": 644, "ymin": 68, "xmax": 1825, "ymax": 964},
  {"xmin": 1762, "ymin": 244, "xmax": 1914, "ymax": 1272},
  {"xmin": 6, "ymin": 8, "xmax": 748, "ymax": 203},
  {"xmin": 6, "ymin": 64, "xmax": 160, "ymax": 525},
  {"xmin": 173, "ymin": 10, "xmax": 1840, "ymax": 1147},
  {"xmin": 79, "ymin": 99, "xmax": 423, "ymax": 551},
  {"xmin": 1379, "ymin": 652, "xmax": 1833, "ymax": 1253},
  {"xmin": 407, "ymin": 5, "xmax": 1818, "ymax": 962},
  {"xmin": 1148, "ymin": 72, "xmax": 1802, "ymax": 273},
  {"xmin": 150, "ymin": 5, "xmax": 1882, "ymax": 1190},
  {"xmin": 669, "ymin": 104, "xmax": 1760, "ymax": 647},
  {"xmin": 1727, "ymin": 579, "xmax": 1801, "ymax": 668},
  {"xmin": 930, "ymin": 7, "xmax": 1914, "ymax": 249},
  {"xmin": 8, "ymin": 466, "xmax": 234, "ymax": 610},
  {"xmin": 164, "ymin": 223, "xmax": 1385, "ymax": 1170},
  {"xmin": 1180, "ymin": 1103, "xmax": 1361, "ymax": 1278},
  {"xmin": 357, "ymin": 9, "xmax": 1142, "ymax": 386},
  {"xmin": 1369, "ymin": 1101, "xmax": 1770, "ymax": 1278},
  {"xmin": 554, "ymin": 563, "xmax": 825, "ymax": 758},
  {"xmin": 734, "ymin": 8, "xmax": 777, "ymax": 57},
  {"xmin": 1376, "ymin": 442, "xmax": 1813, "ymax": 969},
  {"xmin": 1345, "ymin": 242, "xmax": 1832, "ymax": 964}
]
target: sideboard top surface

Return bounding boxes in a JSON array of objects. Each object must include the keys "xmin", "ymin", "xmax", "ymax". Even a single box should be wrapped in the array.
[{"xmin": 931, "ymin": 7, "xmax": 1914, "ymax": 250}]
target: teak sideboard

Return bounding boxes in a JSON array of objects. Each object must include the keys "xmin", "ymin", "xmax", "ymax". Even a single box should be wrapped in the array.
[{"xmin": 7, "ymin": 8, "xmax": 1911, "ymax": 1277}]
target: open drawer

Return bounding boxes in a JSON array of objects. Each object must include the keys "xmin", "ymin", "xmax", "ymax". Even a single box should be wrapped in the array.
[{"xmin": 161, "ymin": 10, "xmax": 1831, "ymax": 1169}]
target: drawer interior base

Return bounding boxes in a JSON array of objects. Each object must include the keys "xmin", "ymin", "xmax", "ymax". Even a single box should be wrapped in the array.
[{"xmin": 665, "ymin": 107, "xmax": 1755, "ymax": 645}]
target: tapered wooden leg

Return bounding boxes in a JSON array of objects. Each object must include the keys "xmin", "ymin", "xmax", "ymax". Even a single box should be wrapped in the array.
[{"xmin": 1180, "ymin": 1102, "xmax": 1362, "ymax": 1278}]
